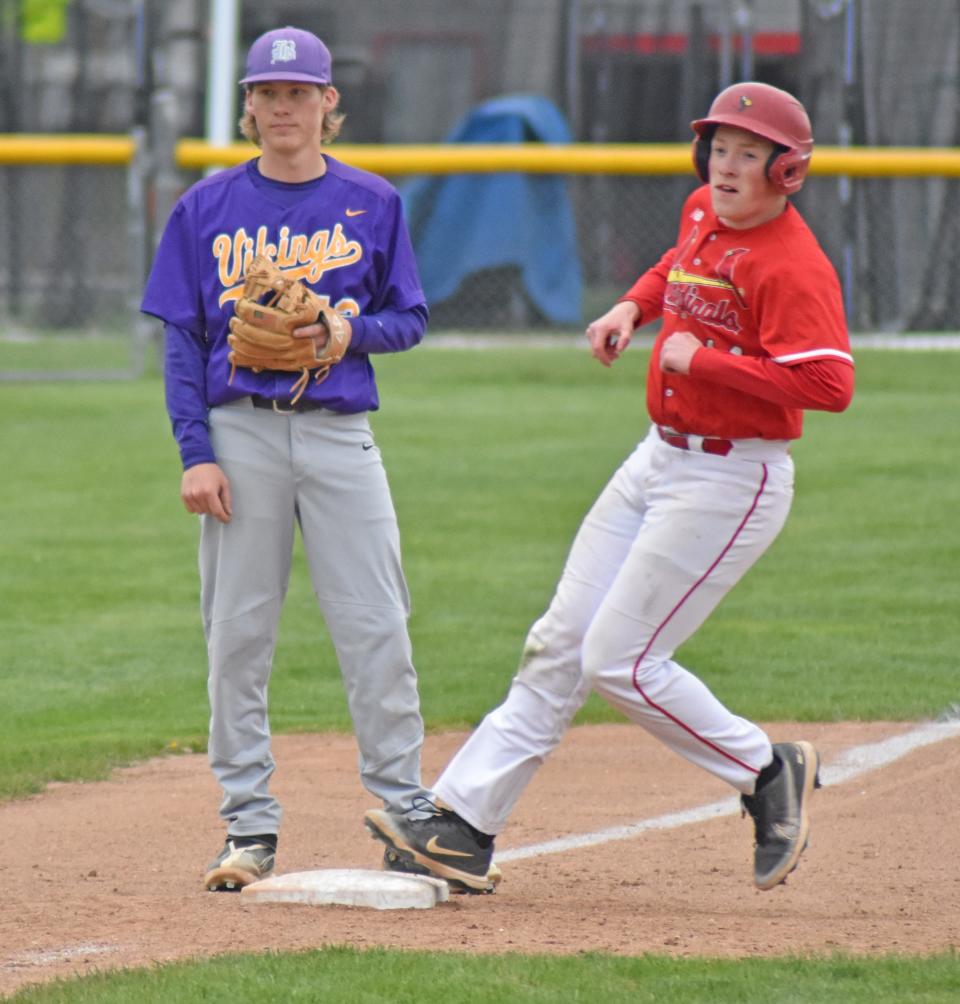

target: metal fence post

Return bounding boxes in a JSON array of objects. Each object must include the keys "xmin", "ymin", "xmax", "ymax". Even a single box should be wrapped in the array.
[
  {"xmin": 150, "ymin": 89, "xmax": 181, "ymax": 244},
  {"xmin": 138, "ymin": 86, "xmax": 181, "ymax": 375},
  {"xmin": 127, "ymin": 123, "xmax": 154, "ymax": 377}
]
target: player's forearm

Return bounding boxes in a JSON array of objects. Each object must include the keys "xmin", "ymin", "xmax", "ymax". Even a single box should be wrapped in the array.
[
  {"xmin": 348, "ymin": 303, "xmax": 428, "ymax": 354},
  {"xmin": 164, "ymin": 322, "xmax": 216, "ymax": 468},
  {"xmin": 619, "ymin": 249, "xmax": 673, "ymax": 325},
  {"xmin": 172, "ymin": 419, "xmax": 216, "ymax": 469},
  {"xmin": 690, "ymin": 350, "xmax": 855, "ymax": 412}
]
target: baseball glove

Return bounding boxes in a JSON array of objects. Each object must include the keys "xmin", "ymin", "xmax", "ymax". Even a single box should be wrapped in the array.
[{"xmin": 227, "ymin": 254, "xmax": 351, "ymax": 403}]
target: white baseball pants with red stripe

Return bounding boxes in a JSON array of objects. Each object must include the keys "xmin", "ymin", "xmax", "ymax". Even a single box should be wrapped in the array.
[{"xmin": 434, "ymin": 425, "xmax": 795, "ymax": 837}]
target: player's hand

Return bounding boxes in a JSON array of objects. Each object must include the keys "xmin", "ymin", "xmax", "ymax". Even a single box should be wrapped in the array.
[
  {"xmin": 585, "ymin": 301, "xmax": 640, "ymax": 367},
  {"xmin": 659, "ymin": 331, "xmax": 703, "ymax": 374},
  {"xmin": 181, "ymin": 462, "xmax": 233, "ymax": 524},
  {"xmin": 292, "ymin": 315, "xmax": 352, "ymax": 352}
]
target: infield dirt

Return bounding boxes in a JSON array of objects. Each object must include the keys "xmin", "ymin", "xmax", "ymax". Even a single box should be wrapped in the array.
[{"xmin": 3, "ymin": 722, "xmax": 958, "ymax": 997}]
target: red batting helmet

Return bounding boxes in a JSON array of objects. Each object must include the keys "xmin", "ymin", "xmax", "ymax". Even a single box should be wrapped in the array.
[{"xmin": 691, "ymin": 81, "xmax": 813, "ymax": 195}]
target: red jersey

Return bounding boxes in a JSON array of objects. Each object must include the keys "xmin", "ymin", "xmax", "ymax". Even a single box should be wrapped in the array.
[{"xmin": 621, "ymin": 185, "xmax": 853, "ymax": 440}]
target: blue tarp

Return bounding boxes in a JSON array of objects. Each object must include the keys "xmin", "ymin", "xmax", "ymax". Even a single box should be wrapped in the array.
[{"xmin": 401, "ymin": 94, "xmax": 582, "ymax": 325}]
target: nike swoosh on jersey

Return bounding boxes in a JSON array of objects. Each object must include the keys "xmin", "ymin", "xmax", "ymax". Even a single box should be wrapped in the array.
[
  {"xmin": 425, "ymin": 835, "xmax": 475, "ymax": 858},
  {"xmin": 345, "ymin": 208, "xmax": 367, "ymax": 217}
]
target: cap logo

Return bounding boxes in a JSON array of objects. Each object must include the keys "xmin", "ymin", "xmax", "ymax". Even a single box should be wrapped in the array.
[
  {"xmin": 270, "ymin": 39, "xmax": 297, "ymax": 64},
  {"xmin": 738, "ymin": 96, "xmax": 753, "ymax": 110}
]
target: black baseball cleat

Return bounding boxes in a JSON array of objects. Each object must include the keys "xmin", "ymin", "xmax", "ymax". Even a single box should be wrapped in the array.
[
  {"xmin": 382, "ymin": 847, "xmax": 432, "ymax": 877},
  {"xmin": 741, "ymin": 740, "xmax": 821, "ymax": 890},
  {"xmin": 381, "ymin": 845, "xmax": 502, "ymax": 895},
  {"xmin": 365, "ymin": 804, "xmax": 499, "ymax": 893}
]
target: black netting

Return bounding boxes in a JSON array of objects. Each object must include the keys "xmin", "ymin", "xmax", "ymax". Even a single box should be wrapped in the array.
[{"xmin": 3, "ymin": 0, "xmax": 960, "ymax": 343}]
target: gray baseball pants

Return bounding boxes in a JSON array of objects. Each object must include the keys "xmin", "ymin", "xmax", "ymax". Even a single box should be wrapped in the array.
[{"xmin": 200, "ymin": 397, "xmax": 430, "ymax": 836}]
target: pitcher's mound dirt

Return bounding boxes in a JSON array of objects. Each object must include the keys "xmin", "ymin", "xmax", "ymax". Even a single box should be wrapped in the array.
[{"xmin": 2, "ymin": 722, "xmax": 959, "ymax": 997}]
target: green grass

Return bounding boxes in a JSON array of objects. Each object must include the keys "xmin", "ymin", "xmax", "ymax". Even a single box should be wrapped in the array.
[
  {"xmin": 2, "ymin": 348, "xmax": 959, "ymax": 801},
  {"xmin": 0, "ymin": 332, "xmax": 140, "ymax": 373},
  {"xmin": 10, "ymin": 948, "xmax": 960, "ymax": 1003},
  {"xmin": 681, "ymin": 349, "xmax": 960, "ymax": 720},
  {"xmin": 3, "ymin": 346, "xmax": 959, "ymax": 1002}
]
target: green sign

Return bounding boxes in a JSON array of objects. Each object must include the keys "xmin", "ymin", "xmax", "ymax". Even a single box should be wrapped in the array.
[{"xmin": 21, "ymin": 0, "xmax": 72, "ymax": 44}]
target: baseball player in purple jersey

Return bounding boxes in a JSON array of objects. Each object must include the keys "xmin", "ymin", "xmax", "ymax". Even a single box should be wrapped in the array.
[
  {"xmin": 365, "ymin": 82, "xmax": 854, "ymax": 895},
  {"xmin": 141, "ymin": 27, "xmax": 435, "ymax": 891}
]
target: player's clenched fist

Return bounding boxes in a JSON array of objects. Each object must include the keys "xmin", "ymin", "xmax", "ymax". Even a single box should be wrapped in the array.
[
  {"xmin": 585, "ymin": 300, "xmax": 640, "ymax": 367},
  {"xmin": 659, "ymin": 331, "xmax": 704, "ymax": 374}
]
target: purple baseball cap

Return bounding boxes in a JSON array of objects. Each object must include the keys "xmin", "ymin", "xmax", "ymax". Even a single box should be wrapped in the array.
[{"xmin": 240, "ymin": 27, "xmax": 332, "ymax": 86}]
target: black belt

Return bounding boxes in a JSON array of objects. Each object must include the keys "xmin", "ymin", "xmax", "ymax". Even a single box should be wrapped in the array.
[{"xmin": 250, "ymin": 395, "xmax": 324, "ymax": 415}]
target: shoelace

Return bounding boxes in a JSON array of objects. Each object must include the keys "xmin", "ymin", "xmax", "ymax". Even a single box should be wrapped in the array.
[
  {"xmin": 410, "ymin": 794, "xmax": 444, "ymax": 817},
  {"xmin": 408, "ymin": 794, "xmax": 493, "ymax": 849}
]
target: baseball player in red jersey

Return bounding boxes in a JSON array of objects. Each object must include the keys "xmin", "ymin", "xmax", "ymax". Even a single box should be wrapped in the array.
[{"xmin": 365, "ymin": 82, "xmax": 854, "ymax": 893}]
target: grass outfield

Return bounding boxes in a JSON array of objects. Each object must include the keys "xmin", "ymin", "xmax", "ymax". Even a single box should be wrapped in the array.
[
  {"xmin": 9, "ymin": 949, "xmax": 960, "ymax": 1003},
  {"xmin": 2, "ymin": 346, "xmax": 959, "ymax": 1000},
  {"xmin": 2, "ymin": 347, "xmax": 958, "ymax": 798}
]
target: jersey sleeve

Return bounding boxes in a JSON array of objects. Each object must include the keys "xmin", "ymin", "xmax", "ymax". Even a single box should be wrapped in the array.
[
  {"xmin": 690, "ymin": 351, "xmax": 854, "ymax": 412},
  {"xmin": 349, "ymin": 304, "xmax": 428, "ymax": 355},
  {"xmin": 164, "ymin": 322, "xmax": 215, "ymax": 469},
  {"xmin": 349, "ymin": 189, "xmax": 428, "ymax": 354},
  {"xmin": 619, "ymin": 247, "xmax": 672, "ymax": 326},
  {"xmin": 143, "ymin": 197, "xmax": 215, "ymax": 469},
  {"xmin": 140, "ymin": 198, "xmax": 205, "ymax": 335},
  {"xmin": 375, "ymin": 190, "xmax": 427, "ymax": 312},
  {"xmin": 753, "ymin": 237, "xmax": 852, "ymax": 367}
]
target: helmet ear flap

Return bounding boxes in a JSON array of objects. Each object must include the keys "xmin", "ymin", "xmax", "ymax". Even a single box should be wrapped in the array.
[
  {"xmin": 766, "ymin": 147, "xmax": 810, "ymax": 195},
  {"xmin": 692, "ymin": 126, "xmax": 714, "ymax": 182}
]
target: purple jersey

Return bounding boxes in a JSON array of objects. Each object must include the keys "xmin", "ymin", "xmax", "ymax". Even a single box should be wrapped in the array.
[{"xmin": 141, "ymin": 156, "xmax": 427, "ymax": 468}]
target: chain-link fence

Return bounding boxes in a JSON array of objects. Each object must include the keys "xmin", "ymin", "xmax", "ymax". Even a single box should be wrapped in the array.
[{"xmin": 2, "ymin": 0, "xmax": 959, "ymax": 377}]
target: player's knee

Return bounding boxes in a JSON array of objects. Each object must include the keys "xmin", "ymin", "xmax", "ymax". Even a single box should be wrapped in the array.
[
  {"xmin": 580, "ymin": 623, "xmax": 615, "ymax": 691},
  {"xmin": 581, "ymin": 621, "xmax": 654, "ymax": 695},
  {"xmin": 514, "ymin": 628, "xmax": 584, "ymax": 695}
]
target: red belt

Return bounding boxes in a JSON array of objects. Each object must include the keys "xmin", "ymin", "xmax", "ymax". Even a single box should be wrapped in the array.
[{"xmin": 657, "ymin": 426, "xmax": 734, "ymax": 457}]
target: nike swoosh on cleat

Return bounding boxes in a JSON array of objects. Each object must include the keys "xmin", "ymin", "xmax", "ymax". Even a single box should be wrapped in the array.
[
  {"xmin": 345, "ymin": 208, "xmax": 367, "ymax": 217},
  {"xmin": 425, "ymin": 835, "xmax": 475, "ymax": 858}
]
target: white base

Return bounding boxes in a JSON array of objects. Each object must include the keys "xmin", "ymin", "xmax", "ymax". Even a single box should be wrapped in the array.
[{"xmin": 240, "ymin": 869, "xmax": 450, "ymax": 910}]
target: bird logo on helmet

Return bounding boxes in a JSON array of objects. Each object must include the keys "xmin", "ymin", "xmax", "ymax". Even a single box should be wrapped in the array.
[{"xmin": 691, "ymin": 82, "xmax": 814, "ymax": 195}]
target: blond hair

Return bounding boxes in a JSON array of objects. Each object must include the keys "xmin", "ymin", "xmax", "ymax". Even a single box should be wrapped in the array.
[{"xmin": 239, "ymin": 85, "xmax": 345, "ymax": 147}]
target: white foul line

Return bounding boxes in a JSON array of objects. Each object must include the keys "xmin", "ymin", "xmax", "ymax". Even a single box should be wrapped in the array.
[
  {"xmin": 495, "ymin": 719, "xmax": 960, "ymax": 864},
  {"xmin": 1, "ymin": 943, "xmax": 115, "ymax": 970}
]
